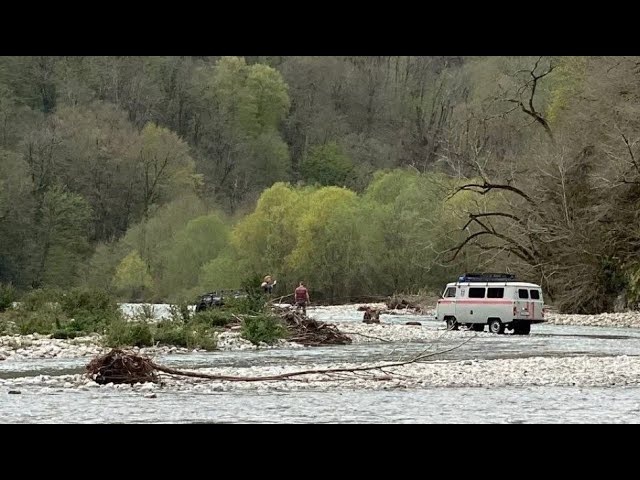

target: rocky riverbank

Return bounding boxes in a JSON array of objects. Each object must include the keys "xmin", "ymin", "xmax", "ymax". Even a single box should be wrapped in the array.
[
  {"xmin": 4, "ymin": 307, "xmax": 640, "ymax": 362},
  {"xmin": 0, "ymin": 330, "xmax": 301, "ymax": 361},
  {"xmin": 544, "ymin": 312, "xmax": 640, "ymax": 328},
  {"xmin": 3, "ymin": 354, "xmax": 640, "ymax": 393}
]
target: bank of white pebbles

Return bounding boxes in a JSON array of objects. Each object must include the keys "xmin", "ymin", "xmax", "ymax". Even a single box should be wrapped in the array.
[
  {"xmin": 2, "ymin": 355, "xmax": 640, "ymax": 393},
  {"xmin": 3, "ymin": 305, "xmax": 640, "ymax": 392}
]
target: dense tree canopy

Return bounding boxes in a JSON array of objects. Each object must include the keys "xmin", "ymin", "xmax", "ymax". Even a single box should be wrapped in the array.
[{"xmin": 1, "ymin": 56, "xmax": 639, "ymax": 313}]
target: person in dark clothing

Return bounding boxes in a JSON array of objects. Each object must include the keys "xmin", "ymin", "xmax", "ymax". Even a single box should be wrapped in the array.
[{"xmin": 262, "ymin": 275, "xmax": 276, "ymax": 294}]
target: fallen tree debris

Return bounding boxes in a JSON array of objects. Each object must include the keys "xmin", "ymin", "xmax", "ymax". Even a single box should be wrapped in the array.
[
  {"xmin": 87, "ymin": 349, "xmax": 158, "ymax": 385},
  {"xmin": 85, "ymin": 335, "xmax": 474, "ymax": 384},
  {"xmin": 274, "ymin": 306, "xmax": 352, "ymax": 346}
]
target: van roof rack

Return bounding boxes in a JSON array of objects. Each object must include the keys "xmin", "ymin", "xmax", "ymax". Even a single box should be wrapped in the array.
[{"xmin": 458, "ymin": 273, "xmax": 517, "ymax": 283}]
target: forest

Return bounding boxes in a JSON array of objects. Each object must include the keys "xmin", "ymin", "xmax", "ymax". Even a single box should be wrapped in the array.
[{"xmin": 1, "ymin": 56, "xmax": 639, "ymax": 313}]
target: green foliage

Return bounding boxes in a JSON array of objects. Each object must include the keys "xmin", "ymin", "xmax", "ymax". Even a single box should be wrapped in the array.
[
  {"xmin": 153, "ymin": 321, "xmax": 188, "ymax": 347},
  {"xmin": 105, "ymin": 320, "xmax": 154, "ymax": 348},
  {"xmin": 301, "ymin": 142, "xmax": 354, "ymax": 187},
  {"xmin": 546, "ymin": 57, "xmax": 587, "ymax": 124},
  {"xmin": 191, "ymin": 309, "xmax": 234, "ymax": 327},
  {"xmin": 137, "ymin": 123, "xmax": 202, "ymax": 210},
  {"xmin": 240, "ymin": 274, "xmax": 268, "ymax": 313},
  {"xmin": 7, "ymin": 287, "xmax": 120, "ymax": 336},
  {"xmin": 198, "ymin": 252, "xmax": 244, "ymax": 293},
  {"xmin": 4, "ymin": 56, "xmax": 638, "ymax": 313},
  {"xmin": 153, "ymin": 319, "xmax": 218, "ymax": 350},
  {"xmin": 160, "ymin": 213, "xmax": 230, "ymax": 299},
  {"xmin": 33, "ymin": 185, "xmax": 93, "ymax": 288},
  {"xmin": 19, "ymin": 288, "xmax": 64, "ymax": 312},
  {"xmin": 0, "ymin": 283, "xmax": 16, "ymax": 311},
  {"xmin": 168, "ymin": 302, "xmax": 192, "ymax": 323},
  {"xmin": 16, "ymin": 313, "xmax": 59, "ymax": 335},
  {"xmin": 241, "ymin": 314, "xmax": 287, "ymax": 345},
  {"xmin": 58, "ymin": 287, "xmax": 120, "ymax": 321},
  {"xmin": 113, "ymin": 251, "xmax": 152, "ymax": 299}
]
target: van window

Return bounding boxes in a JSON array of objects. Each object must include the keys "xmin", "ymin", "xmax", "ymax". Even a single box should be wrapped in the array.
[
  {"xmin": 518, "ymin": 289, "xmax": 529, "ymax": 299},
  {"xmin": 469, "ymin": 288, "xmax": 486, "ymax": 298},
  {"xmin": 530, "ymin": 290, "xmax": 540, "ymax": 300},
  {"xmin": 487, "ymin": 288, "xmax": 504, "ymax": 298},
  {"xmin": 444, "ymin": 287, "xmax": 456, "ymax": 298}
]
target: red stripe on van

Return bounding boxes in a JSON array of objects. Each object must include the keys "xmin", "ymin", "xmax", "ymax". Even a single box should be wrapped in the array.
[
  {"xmin": 438, "ymin": 299, "xmax": 513, "ymax": 305},
  {"xmin": 456, "ymin": 300, "xmax": 513, "ymax": 304}
]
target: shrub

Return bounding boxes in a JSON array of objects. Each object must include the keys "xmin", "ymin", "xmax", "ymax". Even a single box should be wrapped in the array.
[
  {"xmin": 168, "ymin": 302, "xmax": 192, "ymax": 323},
  {"xmin": 241, "ymin": 314, "xmax": 287, "ymax": 345},
  {"xmin": 191, "ymin": 309, "xmax": 234, "ymax": 327},
  {"xmin": 16, "ymin": 311, "xmax": 63, "ymax": 335},
  {"xmin": 0, "ymin": 283, "xmax": 17, "ymax": 312},
  {"xmin": 105, "ymin": 320, "xmax": 154, "ymax": 348},
  {"xmin": 154, "ymin": 321, "xmax": 189, "ymax": 347},
  {"xmin": 20, "ymin": 288, "xmax": 63, "ymax": 312},
  {"xmin": 59, "ymin": 288, "xmax": 120, "ymax": 319}
]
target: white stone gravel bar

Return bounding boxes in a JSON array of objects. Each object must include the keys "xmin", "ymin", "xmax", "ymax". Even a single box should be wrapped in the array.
[
  {"xmin": 2, "ymin": 355, "xmax": 640, "ymax": 393},
  {"xmin": 545, "ymin": 312, "xmax": 640, "ymax": 328}
]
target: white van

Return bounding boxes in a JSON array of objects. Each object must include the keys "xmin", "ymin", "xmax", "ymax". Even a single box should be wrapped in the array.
[{"xmin": 435, "ymin": 273, "xmax": 545, "ymax": 335}]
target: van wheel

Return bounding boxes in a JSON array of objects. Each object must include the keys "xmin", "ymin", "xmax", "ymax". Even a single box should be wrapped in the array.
[
  {"xmin": 514, "ymin": 323, "xmax": 531, "ymax": 335},
  {"xmin": 446, "ymin": 317, "xmax": 459, "ymax": 331},
  {"xmin": 488, "ymin": 319, "xmax": 505, "ymax": 334},
  {"xmin": 471, "ymin": 324, "xmax": 485, "ymax": 332}
]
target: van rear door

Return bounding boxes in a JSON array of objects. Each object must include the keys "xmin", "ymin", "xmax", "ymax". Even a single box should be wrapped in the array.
[
  {"xmin": 529, "ymin": 288, "xmax": 543, "ymax": 320},
  {"xmin": 515, "ymin": 288, "xmax": 530, "ymax": 319}
]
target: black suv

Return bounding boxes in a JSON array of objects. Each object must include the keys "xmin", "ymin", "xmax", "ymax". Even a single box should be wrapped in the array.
[
  {"xmin": 195, "ymin": 292, "xmax": 224, "ymax": 312},
  {"xmin": 195, "ymin": 290, "xmax": 247, "ymax": 312}
]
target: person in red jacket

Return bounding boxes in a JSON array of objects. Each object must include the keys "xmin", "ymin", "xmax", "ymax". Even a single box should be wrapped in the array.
[{"xmin": 294, "ymin": 282, "xmax": 310, "ymax": 315}]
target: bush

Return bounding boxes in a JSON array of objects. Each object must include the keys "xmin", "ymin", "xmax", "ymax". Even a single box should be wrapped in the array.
[
  {"xmin": 15, "ymin": 311, "xmax": 64, "ymax": 335},
  {"xmin": 168, "ymin": 302, "xmax": 192, "ymax": 323},
  {"xmin": 105, "ymin": 320, "xmax": 154, "ymax": 348},
  {"xmin": 184, "ymin": 325, "xmax": 218, "ymax": 351},
  {"xmin": 59, "ymin": 288, "xmax": 120, "ymax": 319},
  {"xmin": 0, "ymin": 315, "xmax": 17, "ymax": 335},
  {"xmin": 241, "ymin": 314, "xmax": 287, "ymax": 345},
  {"xmin": 20, "ymin": 288, "xmax": 63, "ymax": 312},
  {"xmin": 154, "ymin": 321, "xmax": 189, "ymax": 347},
  {"xmin": 239, "ymin": 274, "xmax": 269, "ymax": 314},
  {"xmin": 0, "ymin": 283, "xmax": 16, "ymax": 312},
  {"xmin": 191, "ymin": 309, "xmax": 234, "ymax": 327},
  {"xmin": 154, "ymin": 320, "xmax": 217, "ymax": 350}
]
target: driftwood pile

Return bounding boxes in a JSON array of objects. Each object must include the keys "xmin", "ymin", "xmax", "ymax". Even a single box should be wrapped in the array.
[
  {"xmin": 275, "ymin": 306, "xmax": 352, "ymax": 346},
  {"xmin": 87, "ymin": 349, "xmax": 158, "ymax": 385},
  {"xmin": 386, "ymin": 296, "xmax": 426, "ymax": 313},
  {"xmin": 85, "ymin": 333, "xmax": 474, "ymax": 385}
]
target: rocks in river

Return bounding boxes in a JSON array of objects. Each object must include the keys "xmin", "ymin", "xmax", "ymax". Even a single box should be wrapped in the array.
[
  {"xmin": 405, "ymin": 322, "xmax": 422, "ymax": 326},
  {"xmin": 8, "ymin": 390, "xmax": 21, "ymax": 394}
]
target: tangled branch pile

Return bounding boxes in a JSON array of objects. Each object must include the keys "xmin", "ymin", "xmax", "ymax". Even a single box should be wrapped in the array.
[
  {"xmin": 274, "ymin": 307, "xmax": 352, "ymax": 346},
  {"xmin": 84, "ymin": 334, "xmax": 473, "ymax": 385},
  {"xmin": 86, "ymin": 349, "xmax": 158, "ymax": 385},
  {"xmin": 386, "ymin": 296, "xmax": 422, "ymax": 312}
]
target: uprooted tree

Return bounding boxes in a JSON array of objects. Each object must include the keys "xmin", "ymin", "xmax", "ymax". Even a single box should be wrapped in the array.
[{"xmin": 86, "ymin": 335, "xmax": 474, "ymax": 385}]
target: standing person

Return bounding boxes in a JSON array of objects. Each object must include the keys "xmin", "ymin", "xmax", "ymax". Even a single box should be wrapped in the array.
[
  {"xmin": 262, "ymin": 275, "xmax": 276, "ymax": 294},
  {"xmin": 294, "ymin": 282, "xmax": 310, "ymax": 315}
]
